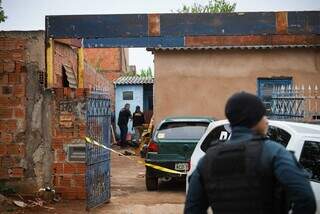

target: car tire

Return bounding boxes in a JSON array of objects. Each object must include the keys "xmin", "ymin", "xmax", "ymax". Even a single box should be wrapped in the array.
[{"xmin": 146, "ymin": 168, "xmax": 158, "ymax": 191}]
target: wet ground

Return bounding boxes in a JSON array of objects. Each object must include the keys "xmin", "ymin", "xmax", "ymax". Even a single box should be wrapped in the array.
[{"xmin": 6, "ymin": 146, "xmax": 185, "ymax": 214}]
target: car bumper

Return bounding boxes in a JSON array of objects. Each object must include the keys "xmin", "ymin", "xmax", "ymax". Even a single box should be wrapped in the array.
[{"xmin": 145, "ymin": 160, "xmax": 188, "ymax": 178}]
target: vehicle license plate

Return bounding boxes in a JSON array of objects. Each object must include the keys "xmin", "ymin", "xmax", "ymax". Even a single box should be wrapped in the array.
[{"xmin": 175, "ymin": 163, "xmax": 188, "ymax": 171}]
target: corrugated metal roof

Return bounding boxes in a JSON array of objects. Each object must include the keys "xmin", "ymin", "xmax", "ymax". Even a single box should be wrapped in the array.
[
  {"xmin": 63, "ymin": 64, "xmax": 77, "ymax": 88},
  {"xmin": 114, "ymin": 76, "xmax": 154, "ymax": 85},
  {"xmin": 147, "ymin": 45, "xmax": 320, "ymax": 51}
]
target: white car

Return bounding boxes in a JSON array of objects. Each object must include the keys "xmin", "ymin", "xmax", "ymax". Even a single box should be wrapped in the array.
[{"xmin": 187, "ymin": 120, "xmax": 320, "ymax": 213}]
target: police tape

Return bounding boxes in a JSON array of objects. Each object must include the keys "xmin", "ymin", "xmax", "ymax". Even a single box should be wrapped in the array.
[{"xmin": 85, "ymin": 137, "xmax": 187, "ymax": 175}]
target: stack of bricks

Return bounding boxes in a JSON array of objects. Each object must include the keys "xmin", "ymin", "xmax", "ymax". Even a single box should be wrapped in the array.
[
  {"xmin": 0, "ymin": 37, "xmax": 27, "ymax": 179},
  {"xmin": 52, "ymin": 88, "xmax": 89, "ymax": 199}
]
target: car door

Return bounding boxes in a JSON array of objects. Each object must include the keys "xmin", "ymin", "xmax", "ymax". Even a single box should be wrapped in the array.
[{"xmin": 298, "ymin": 137, "xmax": 320, "ymax": 214}]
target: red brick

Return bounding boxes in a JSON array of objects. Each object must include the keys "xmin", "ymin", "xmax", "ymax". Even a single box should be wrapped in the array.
[
  {"xmin": 0, "ymin": 144, "xmax": 7, "ymax": 155},
  {"xmin": 3, "ymin": 62, "xmax": 15, "ymax": 73},
  {"xmin": 54, "ymin": 88, "xmax": 64, "ymax": 100},
  {"xmin": 13, "ymin": 85, "xmax": 25, "ymax": 97},
  {"xmin": 8, "ymin": 167, "xmax": 24, "ymax": 178},
  {"xmin": 15, "ymin": 61, "xmax": 22, "ymax": 73},
  {"xmin": 53, "ymin": 163, "xmax": 64, "ymax": 174},
  {"xmin": 8, "ymin": 73, "xmax": 21, "ymax": 84},
  {"xmin": 0, "ymin": 74, "xmax": 8, "ymax": 84},
  {"xmin": 14, "ymin": 108, "xmax": 25, "ymax": 118},
  {"xmin": 56, "ymin": 149, "xmax": 66, "ymax": 162},
  {"xmin": 1, "ymin": 133, "xmax": 13, "ymax": 143},
  {"xmin": 76, "ymin": 88, "xmax": 85, "ymax": 98},
  {"xmin": 60, "ymin": 176, "xmax": 72, "ymax": 187},
  {"xmin": 6, "ymin": 120, "xmax": 17, "ymax": 131},
  {"xmin": 53, "ymin": 175, "xmax": 59, "ymax": 186},
  {"xmin": 0, "ymin": 108, "xmax": 13, "ymax": 119},
  {"xmin": 0, "ymin": 39, "xmax": 25, "ymax": 51},
  {"xmin": 73, "ymin": 175, "xmax": 85, "ymax": 186},
  {"xmin": 0, "ymin": 96, "xmax": 22, "ymax": 107},
  {"xmin": 63, "ymin": 163, "xmax": 77, "ymax": 174},
  {"xmin": 76, "ymin": 163, "xmax": 86, "ymax": 174},
  {"xmin": 6, "ymin": 144, "xmax": 20, "ymax": 155},
  {"xmin": 52, "ymin": 139, "xmax": 63, "ymax": 150}
]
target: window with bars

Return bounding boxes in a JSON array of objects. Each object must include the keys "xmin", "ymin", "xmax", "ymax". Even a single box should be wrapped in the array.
[{"xmin": 257, "ymin": 77, "xmax": 292, "ymax": 115}]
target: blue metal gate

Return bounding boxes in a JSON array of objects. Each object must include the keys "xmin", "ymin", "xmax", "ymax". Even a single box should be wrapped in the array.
[{"xmin": 85, "ymin": 91, "xmax": 111, "ymax": 209}]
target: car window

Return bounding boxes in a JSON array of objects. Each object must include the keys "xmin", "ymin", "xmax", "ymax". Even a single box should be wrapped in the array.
[
  {"xmin": 200, "ymin": 124, "xmax": 291, "ymax": 152},
  {"xmin": 299, "ymin": 140, "xmax": 320, "ymax": 183},
  {"xmin": 157, "ymin": 122, "xmax": 209, "ymax": 140},
  {"xmin": 200, "ymin": 124, "xmax": 231, "ymax": 152},
  {"xmin": 267, "ymin": 126, "xmax": 291, "ymax": 147}
]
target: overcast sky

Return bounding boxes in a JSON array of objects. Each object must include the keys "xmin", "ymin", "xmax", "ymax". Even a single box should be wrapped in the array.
[{"xmin": 1, "ymin": 0, "xmax": 319, "ymax": 71}]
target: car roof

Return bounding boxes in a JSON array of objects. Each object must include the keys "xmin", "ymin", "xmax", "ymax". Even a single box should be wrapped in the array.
[
  {"xmin": 161, "ymin": 116, "xmax": 214, "ymax": 123},
  {"xmin": 208, "ymin": 119, "xmax": 320, "ymax": 136}
]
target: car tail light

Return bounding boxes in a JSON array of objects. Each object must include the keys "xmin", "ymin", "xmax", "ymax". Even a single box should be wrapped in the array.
[{"xmin": 148, "ymin": 140, "xmax": 159, "ymax": 152}]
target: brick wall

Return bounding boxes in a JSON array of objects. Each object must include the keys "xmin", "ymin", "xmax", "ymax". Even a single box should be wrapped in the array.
[
  {"xmin": 0, "ymin": 35, "xmax": 27, "ymax": 179},
  {"xmin": 84, "ymin": 48, "xmax": 122, "ymax": 72},
  {"xmin": 0, "ymin": 31, "xmax": 53, "ymax": 194},
  {"xmin": 54, "ymin": 42, "xmax": 78, "ymax": 88},
  {"xmin": 52, "ymin": 88, "xmax": 88, "ymax": 199}
]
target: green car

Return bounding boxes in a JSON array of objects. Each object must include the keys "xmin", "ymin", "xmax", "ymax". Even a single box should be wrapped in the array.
[{"xmin": 145, "ymin": 117, "xmax": 214, "ymax": 191}]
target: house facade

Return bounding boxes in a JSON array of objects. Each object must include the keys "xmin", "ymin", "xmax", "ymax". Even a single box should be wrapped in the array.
[
  {"xmin": 114, "ymin": 76, "xmax": 153, "ymax": 135},
  {"xmin": 150, "ymin": 46, "xmax": 320, "ymax": 125}
]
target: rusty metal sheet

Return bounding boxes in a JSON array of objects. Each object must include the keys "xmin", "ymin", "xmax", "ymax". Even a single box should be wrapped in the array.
[
  {"xmin": 276, "ymin": 12, "xmax": 288, "ymax": 34},
  {"xmin": 185, "ymin": 35, "xmax": 320, "ymax": 46},
  {"xmin": 148, "ymin": 14, "xmax": 160, "ymax": 36}
]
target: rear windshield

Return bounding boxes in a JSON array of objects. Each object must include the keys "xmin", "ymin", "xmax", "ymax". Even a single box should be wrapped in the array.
[{"xmin": 157, "ymin": 122, "xmax": 209, "ymax": 140}]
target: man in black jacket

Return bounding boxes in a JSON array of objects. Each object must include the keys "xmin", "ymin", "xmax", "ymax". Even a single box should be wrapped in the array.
[
  {"xmin": 117, "ymin": 103, "xmax": 132, "ymax": 148},
  {"xmin": 132, "ymin": 105, "xmax": 145, "ymax": 144},
  {"xmin": 185, "ymin": 92, "xmax": 316, "ymax": 214}
]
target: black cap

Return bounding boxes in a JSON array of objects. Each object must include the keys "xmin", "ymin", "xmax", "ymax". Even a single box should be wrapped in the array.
[{"xmin": 225, "ymin": 92, "xmax": 266, "ymax": 128}]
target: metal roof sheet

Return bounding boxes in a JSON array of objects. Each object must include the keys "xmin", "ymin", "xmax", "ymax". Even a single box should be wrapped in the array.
[
  {"xmin": 147, "ymin": 45, "xmax": 320, "ymax": 52},
  {"xmin": 114, "ymin": 76, "xmax": 154, "ymax": 85},
  {"xmin": 63, "ymin": 64, "xmax": 77, "ymax": 88}
]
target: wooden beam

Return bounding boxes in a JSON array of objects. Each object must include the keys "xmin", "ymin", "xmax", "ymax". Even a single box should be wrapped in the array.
[
  {"xmin": 77, "ymin": 46, "xmax": 84, "ymax": 88},
  {"xmin": 46, "ymin": 38, "xmax": 54, "ymax": 87}
]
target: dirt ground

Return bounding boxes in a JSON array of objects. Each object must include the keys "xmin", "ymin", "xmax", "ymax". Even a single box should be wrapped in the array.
[{"xmin": 5, "ymin": 146, "xmax": 186, "ymax": 214}]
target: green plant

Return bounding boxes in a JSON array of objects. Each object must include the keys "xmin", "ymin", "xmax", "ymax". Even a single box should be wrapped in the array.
[{"xmin": 175, "ymin": 0, "xmax": 236, "ymax": 13}]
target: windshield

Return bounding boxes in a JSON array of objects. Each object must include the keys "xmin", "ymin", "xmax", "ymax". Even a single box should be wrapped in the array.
[{"xmin": 157, "ymin": 122, "xmax": 209, "ymax": 140}]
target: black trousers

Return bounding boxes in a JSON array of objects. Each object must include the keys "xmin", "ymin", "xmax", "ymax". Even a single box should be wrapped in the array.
[{"xmin": 119, "ymin": 125, "xmax": 128, "ymax": 146}]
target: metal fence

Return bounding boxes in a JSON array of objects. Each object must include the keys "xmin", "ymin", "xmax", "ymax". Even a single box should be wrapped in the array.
[
  {"xmin": 85, "ymin": 90, "xmax": 111, "ymax": 209},
  {"xmin": 270, "ymin": 84, "xmax": 319, "ymax": 122}
]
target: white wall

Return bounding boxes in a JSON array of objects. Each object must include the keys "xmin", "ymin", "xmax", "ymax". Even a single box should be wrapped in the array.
[{"xmin": 115, "ymin": 85, "xmax": 144, "ymax": 136}]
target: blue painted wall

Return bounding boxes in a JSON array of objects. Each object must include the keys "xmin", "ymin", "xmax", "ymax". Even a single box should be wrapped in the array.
[{"xmin": 115, "ymin": 85, "xmax": 144, "ymax": 135}]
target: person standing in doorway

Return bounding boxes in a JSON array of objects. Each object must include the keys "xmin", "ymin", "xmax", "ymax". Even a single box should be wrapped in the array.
[
  {"xmin": 117, "ymin": 103, "xmax": 132, "ymax": 148},
  {"xmin": 132, "ymin": 105, "xmax": 145, "ymax": 145}
]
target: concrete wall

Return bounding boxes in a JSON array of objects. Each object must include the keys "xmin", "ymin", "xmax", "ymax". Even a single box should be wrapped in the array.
[
  {"xmin": 153, "ymin": 48, "xmax": 320, "ymax": 125},
  {"xmin": 0, "ymin": 31, "xmax": 53, "ymax": 193},
  {"xmin": 115, "ymin": 85, "xmax": 143, "ymax": 135}
]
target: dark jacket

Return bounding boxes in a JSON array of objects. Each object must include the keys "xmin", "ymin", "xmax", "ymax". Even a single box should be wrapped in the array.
[
  {"xmin": 184, "ymin": 126, "xmax": 316, "ymax": 214},
  {"xmin": 133, "ymin": 111, "xmax": 145, "ymax": 127},
  {"xmin": 117, "ymin": 108, "xmax": 131, "ymax": 127}
]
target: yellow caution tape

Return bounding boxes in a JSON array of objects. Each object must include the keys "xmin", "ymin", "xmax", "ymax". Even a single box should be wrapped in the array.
[{"xmin": 85, "ymin": 137, "xmax": 187, "ymax": 175}]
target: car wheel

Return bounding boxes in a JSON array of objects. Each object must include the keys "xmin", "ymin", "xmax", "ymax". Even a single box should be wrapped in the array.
[{"xmin": 145, "ymin": 168, "xmax": 158, "ymax": 191}]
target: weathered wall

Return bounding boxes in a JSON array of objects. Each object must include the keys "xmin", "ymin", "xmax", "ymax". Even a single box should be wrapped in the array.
[
  {"xmin": 53, "ymin": 42, "xmax": 78, "ymax": 88},
  {"xmin": 154, "ymin": 48, "xmax": 320, "ymax": 125},
  {"xmin": 84, "ymin": 47, "xmax": 128, "ymax": 112},
  {"xmin": 115, "ymin": 85, "xmax": 144, "ymax": 134},
  {"xmin": 0, "ymin": 31, "xmax": 53, "ymax": 193},
  {"xmin": 52, "ymin": 88, "xmax": 87, "ymax": 199}
]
